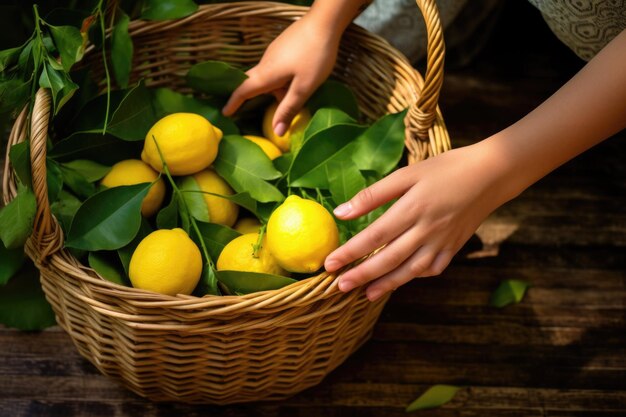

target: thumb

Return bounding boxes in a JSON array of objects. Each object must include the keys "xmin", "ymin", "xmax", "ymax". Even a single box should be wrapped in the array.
[{"xmin": 272, "ymin": 78, "xmax": 311, "ymax": 136}]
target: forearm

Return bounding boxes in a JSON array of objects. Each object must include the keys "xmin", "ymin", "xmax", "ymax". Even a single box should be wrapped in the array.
[
  {"xmin": 307, "ymin": 0, "xmax": 370, "ymax": 39},
  {"xmin": 482, "ymin": 29, "xmax": 626, "ymax": 204}
]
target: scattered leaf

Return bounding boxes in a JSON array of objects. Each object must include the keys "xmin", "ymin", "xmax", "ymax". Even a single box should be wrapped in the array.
[
  {"xmin": 489, "ymin": 279, "xmax": 530, "ymax": 308},
  {"xmin": 406, "ymin": 385, "xmax": 460, "ymax": 412}
]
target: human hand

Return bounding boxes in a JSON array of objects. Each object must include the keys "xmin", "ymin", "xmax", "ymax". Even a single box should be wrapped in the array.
[
  {"xmin": 222, "ymin": 14, "xmax": 340, "ymax": 136},
  {"xmin": 324, "ymin": 142, "xmax": 512, "ymax": 301}
]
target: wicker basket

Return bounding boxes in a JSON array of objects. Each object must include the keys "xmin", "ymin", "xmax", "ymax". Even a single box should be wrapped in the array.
[{"xmin": 2, "ymin": 0, "xmax": 450, "ymax": 404}]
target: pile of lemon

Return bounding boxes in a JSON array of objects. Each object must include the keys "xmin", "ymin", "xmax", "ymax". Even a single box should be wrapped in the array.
[{"xmin": 100, "ymin": 106, "xmax": 339, "ymax": 296}]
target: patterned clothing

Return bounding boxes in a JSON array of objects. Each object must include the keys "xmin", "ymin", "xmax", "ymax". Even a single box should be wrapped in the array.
[{"xmin": 355, "ymin": 0, "xmax": 626, "ymax": 63}]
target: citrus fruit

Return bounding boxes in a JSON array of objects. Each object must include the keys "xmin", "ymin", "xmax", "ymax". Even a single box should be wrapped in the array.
[
  {"xmin": 262, "ymin": 102, "xmax": 311, "ymax": 152},
  {"xmin": 129, "ymin": 228, "xmax": 203, "ymax": 296},
  {"xmin": 217, "ymin": 233, "xmax": 288, "ymax": 276},
  {"xmin": 243, "ymin": 135, "xmax": 282, "ymax": 160},
  {"xmin": 191, "ymin": 168, "xmax": 239, "ymax": 227},
  {"xmin": 234, "ymin": 217, "xmax": 262, "ymax": 234},
  {"xmin": 266, "ymin": 195, "xmax": 339, "ymax": 273},
  {"xmin": 142, "ymin": 112, "xmax": 222, "ymax": 176},
  {"xmin": 100, "ymin": 159, "xmax": 166, "ymax": 217}
]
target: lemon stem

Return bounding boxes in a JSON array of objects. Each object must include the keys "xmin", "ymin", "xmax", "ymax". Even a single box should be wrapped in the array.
[
  {"xmin": 151, "ymin": 136, "xmax": 218, "ymax": 294},
  {"xmin": 252, "ymin": 224, "xmax": 267, "ymax": 258}
]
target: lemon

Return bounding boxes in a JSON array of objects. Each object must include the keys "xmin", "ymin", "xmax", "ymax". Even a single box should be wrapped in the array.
[
  {"xmin": 191, "ymin": 168, "xmax": 239, "ymax": 227},
  {"xmin": 234, "ymin": 217, "xmax": 262, "ymax": 234},
  {"xmin": 142, "ymin": 112, "xmax": 222, "ymax": 176},
  {"xmin": 129, "ymin": 228, "xmax": 203, "ymax": 296},
  {"xmin": 217, "ymin": 233, "xmax": 288, "ymax": 276},
  {"xmin": 262, "ymin": 102, "xmax": 311, "ymax": 152},
  {"xmin": 242, "ymin": 135, "xmax": 282, "ymax": 160},
  {"xmin": 100, "ymin": 159, "xmax": 166, "ymax": 217},
  {"xmin": 266, "ymin": 195, "xmax": 339, "ymax": 273}
]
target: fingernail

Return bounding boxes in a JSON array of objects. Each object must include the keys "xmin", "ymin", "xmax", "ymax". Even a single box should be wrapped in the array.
[
  {"xmin": 367, "ymin": 288, "xmax": 384, "ymax": 302},
  {"xmin": 338, "ymin": 279, "xmax": 356, "ymax": 292},
  {"xmin": 334, "ymin": 202, "xmax": 352, "ymax": 217},
  {"xmin": 325, "ymin": 258, "xmax": 340, "ymax": 271},
  {"xmin": 274, "ymin": 122, "xmax": 287, "ymax": 137}
]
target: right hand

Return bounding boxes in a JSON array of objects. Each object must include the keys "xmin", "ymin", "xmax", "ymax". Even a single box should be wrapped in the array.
[{"xmin": 222, "ymin": 14, "xmax": 340, "ymax": 136}]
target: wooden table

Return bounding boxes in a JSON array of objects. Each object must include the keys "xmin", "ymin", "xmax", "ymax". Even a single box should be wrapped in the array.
[{"xmin": 1, "ymin": 2, "xmax": 624, "ymax": 416}]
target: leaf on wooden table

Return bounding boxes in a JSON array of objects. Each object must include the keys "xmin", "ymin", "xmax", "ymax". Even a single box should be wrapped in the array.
[
  {"xmin": 489, "ymin": 279, "xmax": 530, "ymax": 308},
  {"xmin": 406, "ymin": 385, "xmax": 461, "ymax": 412}
]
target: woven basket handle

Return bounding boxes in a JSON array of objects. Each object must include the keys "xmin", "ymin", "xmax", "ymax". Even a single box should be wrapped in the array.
[
  {"xmin": 404, "ymin": 0, "xmax": 446, "ymax": 152},
  {"xmin": 28, "ymin": 89, "xmax": 62, "ymax": 259}
]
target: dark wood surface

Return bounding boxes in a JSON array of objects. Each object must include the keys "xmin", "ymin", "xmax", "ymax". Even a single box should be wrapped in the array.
[{"xmin": 1, "ymin": 2, "xmax": 624, "ymax": 416}]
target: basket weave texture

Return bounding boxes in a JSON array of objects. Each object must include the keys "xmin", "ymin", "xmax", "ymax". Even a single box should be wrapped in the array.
[{"xmin": 2, "ymin": 1, "xmax": 450, "ymax": 404}]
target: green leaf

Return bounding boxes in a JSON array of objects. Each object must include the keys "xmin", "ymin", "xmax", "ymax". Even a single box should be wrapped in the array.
[
  {"xmin": 353, "ymin": 109, "xmax": 407, "ymax": 176},
  {"xmin": 50, "ymin": 190, "xmax": 82, "ymax": 232},
  {"xmin": 289, "ymin": 124, "xmax": 366, "ymax": 189},
  {"xmin": 307, "ymin": 79, "xmax": 360, "ymax": 119},
  {"xmin": 48, "ymin": 24, "xmax": 84, "ymax": 72},
  {"xmin": 216, "ymin": 270, "xmax": 297, "ymax": 295},
  {"xmin": 59, "ymin": 164, "xmax": 96, "ymax": 199},
  {"xmin": 0, "ymin": 77, "xmax": 32, "ymax": 114},
  {"xmin": 215, "ymin": 191, "xmax": 263, "ymax": 221},
  {"xmin": 118, "ymin": 219, "xmax": 153, "ymax": 275},
  {"xmin": 327, "ymin": 159, "xmax": 366, "ymax": 242},
  {"xmin": 0, "ymin": 242, "xmax": 25, "ymax": 285},
  {"xmin": 273, "ymin": 152, "xmax": 293, "ymax": 176},
  {"xmin": 66, "ymin": 183, "xmax": 151, "ymax": 251},
  {"xmin": 186, "ymin": 60, "xmax": 248, "ymax": 96},
  {"xmin": 0, "ymin": 260, "xmax": 56, "ymax": 331},
  {"xmin": 39, "ymin": 60, "xmax": 78, "ymax": 114},
  {"xmin": 406, "ymin": 385, "xmax": 460, "ymax": 412},
  {"xmin": 46, "ymin": 159, "xmax": 64, "ymax": 203},
  {"xmin": 0, "ymin": 45, "xmax": 24, "ymax": 72},
  {"xmin": 141, "ymin": 0, "xmax": 199, "ymax": 20},
  {"xmin": 489, "ymin": 279, "xmax": 531, "ymax": 308},
  {"xmin": 178, "ymin": 176, "xmax": 210, "ymax": 223},
  {"xmin": 106, "ymin": 82, "xmax": 157, "ymax": 141},
  {"xmin": 304, "ymin": 108, "xmax": 356, "ymax": 143},
  {"xmin": 194, "ymin": 221, "xmax": 240, "ymax": 261},
  {"xmin": 61, "ymin": 160, "xmax": 111, "ymax": 182},
  {"xmin": 156, "ymin": 192, "xmax": 179, "ymax": 229},
  {"xmin": 88, "ymin": 251, "xmax": 129, "ymax": 286},
  {"xmin": 152, "ymin": 88, "xmax": 239, "ymax": 134},
  {"xmin": 0, "ymin": 185, "xmax": 37, "ymax": 249},
  {"xmin": 111, "ymin": 10, "xmax": 133, "ymax": 88},
  {"xmin": 9, "ymin": 141, "xmax": 31, "ymax": 188},
  {"xmin": 326, "ymin": 159, "xmax": 366, "ymax": 205},
  {"xmin": 50, "ymin": 131, "xmax": 141, "ymax": 164},
  {"xmin": 213, "ymin": 135, "xmax": 284, "ymax": 203},
  {"xmin": 196, "ymin": 266, "xmax": 220, "ymax": 296}
]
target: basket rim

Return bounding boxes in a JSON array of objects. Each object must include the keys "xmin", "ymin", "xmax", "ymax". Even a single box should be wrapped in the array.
[{"xmin": 4, "ymin": 1, "xmax": 449, "ymax": 310}]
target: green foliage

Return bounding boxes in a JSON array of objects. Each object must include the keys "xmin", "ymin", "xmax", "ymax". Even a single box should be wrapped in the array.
[
  {"xmin": 216, "ymin": 271, "xmax": 297, "ymax": 295},
  {"xmin": 141, "ymin": 0, "xmax": 199, "ymax": 21},
  {"xmin": 186, "ymin": 60, "xmax": 249, "ymax": 96},
  {"xmin": 0, "ymin": 185, "xmax": 37, "ymax": 249},
  {"xmin": 406, "ymin": 385, "xmax": 461, "ymax": 412},
  {"xmin": 489, "ymin": 279, "xmax": 531, "ymax": 307}
]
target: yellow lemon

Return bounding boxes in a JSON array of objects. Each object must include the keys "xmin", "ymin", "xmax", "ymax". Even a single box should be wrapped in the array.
[
  {"xmin": 266, "ymin": 195, "xmax": 339, "ymax": 273},
  {"xmin": 234, "ymin": 217, "xmax": 262, "ymax": 234},
  {"xmin": 262, "ymin": 102, "xmax": 311, "ymax": 152},
  {"xmin": 191, "ymin": 168, "xmax": 238, "ymax": 227},
  {"xmin": 217, "ymin": 233, "xmax": 288, "ymax": 276},
  {"xmin": 100, "ymin": 159, "xmax": 166, "ymax": 217},
  {"xmin": 242, "ymin": 135, "xmax": 282, "ymax": 160},
  {"xmin": 142, "ymin": 112, "xmax": 222, "ymax": 176},
  {"xmin": 129, "ymin": 228, "xmax": 203, "ymax": 296}
]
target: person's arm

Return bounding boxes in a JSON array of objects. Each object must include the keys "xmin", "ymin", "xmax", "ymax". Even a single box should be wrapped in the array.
[
  {"xmin": 325, "ymin": 28, "xmax": 626, "ymax": 301},
  {"xmin": 222, "ymin": 0, "xmax": 369, "ymax": 136}
]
